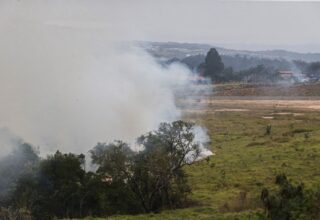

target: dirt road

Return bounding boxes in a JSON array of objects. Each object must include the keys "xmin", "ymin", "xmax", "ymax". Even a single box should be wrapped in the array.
[{"xmin": 179, "ymin": 97, "xmax": 320, "ymax": 111}]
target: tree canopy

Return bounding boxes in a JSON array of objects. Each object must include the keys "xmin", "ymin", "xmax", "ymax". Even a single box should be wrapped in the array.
[
  {"xmin": 201, "ymin": 48, "xmax": 225, "ymax": 81},
  {"xmin": 90, "ymin": 120, "xmax": 201, "ymax": 213}
]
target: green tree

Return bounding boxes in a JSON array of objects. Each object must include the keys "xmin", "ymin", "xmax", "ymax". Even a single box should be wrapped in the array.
[
  {"xmin": 90, "ymin": 141, "xmax": 141, "ymax": 214},
  {"xmin": 0, "ymin": 143, "xmax": 39, "ymax": 206},
  {"xmin": 11, "ymin": 151, "xmax": 88, "ymax": 219},
  {"xmin": 261, "ymin": 174, "xmax": 307, "ymax": 220},
  {"xmin": 36, "ymin": 151, "xmax": 86, "ymax": 218},
  {"xmin": 91, "ymin": 120, "xmax": 201, "ymax": 213},
  {"xmin": 202, "ymin": 48, "xmax": 224, "ymax": 81}
]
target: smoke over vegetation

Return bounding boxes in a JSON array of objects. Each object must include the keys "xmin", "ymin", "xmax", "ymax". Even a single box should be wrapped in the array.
[
  {"xmin": 0, "ymin": 1, "xmax": 211, "ymax": 157},
  {"xmin": 0, "ymin": 128, "xmax": 22, "ymax": 158}
]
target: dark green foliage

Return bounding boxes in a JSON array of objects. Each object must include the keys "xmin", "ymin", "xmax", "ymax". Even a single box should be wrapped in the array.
[
  {"xmin": 3, "ymin": 151, "xmax": 115, "ymax": 219},
  {"xmin": 7, "ymin": 152, "xmax": 89, "ymax": 219},
  {"xmin": 5, "ymin": 151, "xmax": 114, "ymax": 219},
  {"xmin": 0, "ymin": 143, "xmax": 39, "ymax": 205},
  {"xmin": 90, "ymin": 141, "xmax": 142, "ymax": 214},
  {"xmin": 200, "ymin": 48, "xmax": 225, "ymax": 81},
  {"xmin": 91, "ymin": 120, "xmax": 200, "ymax": 213},
  {"xmin": 35, "ymin": 152, "xmax": 86, "ymax": 218},
  {"xmin": 265, "ymin": 125, "xmax": 272, "ymax": 136},
  {"xmin": 260, "ymin": 174, "xmax": 320, "ymax": 220},
  {"xmin": 1, "ymin": 120, "xmax": 201, "ymax": 219}
]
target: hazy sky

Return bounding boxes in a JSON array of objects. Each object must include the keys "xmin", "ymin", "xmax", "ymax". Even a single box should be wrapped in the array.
[
  {"xmin": 0, "ymin": 0, "xmax": 318, "ymax": 155},
  {"xmin": 1, "ymin": 0, "xmax": 320, "ymax": 52}
]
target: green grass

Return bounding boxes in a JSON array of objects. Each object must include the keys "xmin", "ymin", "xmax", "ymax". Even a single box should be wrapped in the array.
[{"xmin": 83, "ymin": 105, "xmax": 320, "ymax": 219}]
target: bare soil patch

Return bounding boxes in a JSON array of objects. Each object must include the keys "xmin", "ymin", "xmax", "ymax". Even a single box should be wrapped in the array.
[{"xmin": 201, "ymin": 99, "xmax": 320, "ymax": 110}]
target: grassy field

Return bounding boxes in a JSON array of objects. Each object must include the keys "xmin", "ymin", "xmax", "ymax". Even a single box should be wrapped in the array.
[{"xmin": 86, "ymin": 96, "xmax": 320, "ymax": 220}]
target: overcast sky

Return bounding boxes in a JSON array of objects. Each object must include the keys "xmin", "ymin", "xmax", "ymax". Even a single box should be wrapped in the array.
[{"xmin": 1, "ymin": 0, "xmax": 320, "ymax": 52}]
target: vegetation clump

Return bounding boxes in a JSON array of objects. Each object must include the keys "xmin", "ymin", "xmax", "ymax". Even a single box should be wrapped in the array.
[
  {"xmin": 0, "ymin": 121, "xmax": 204, "ymax": 219},
  {"xmin": 265, "ymin": 125, "xmax": 272, "ymax": 136},
  {"xmin": 261, "ymin": 174, "xmax": 320, "ymax": 220}
]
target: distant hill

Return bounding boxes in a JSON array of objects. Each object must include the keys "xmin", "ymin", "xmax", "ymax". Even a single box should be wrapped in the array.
[
  {"xmin": 142, "ymin": 41, "xmax": 320, "ymax": 62},
  {"xmin": 252, "ymin": 50, "xmax": 320, "ymax": 62}
]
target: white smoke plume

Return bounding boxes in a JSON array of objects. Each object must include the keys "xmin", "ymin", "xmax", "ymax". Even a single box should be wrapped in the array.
[
  {"xmin": 0, "ymin": 128, "xmax": 23, "ymax": 158},
  {"xmin": 0, "ymin": 1, "xmax": 212, "ymax": 157}
]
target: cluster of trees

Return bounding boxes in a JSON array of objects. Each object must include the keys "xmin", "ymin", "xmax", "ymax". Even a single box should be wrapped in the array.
[
  {"xmin": 178, "ymin": 52, "xmax": 291, "ymax": 73},
  {"xmin": 293, "ymin": 60, "xmax": 320, "ymax": 80},
  {"xmin": 0, "ymin": 143, "xmax": 40, "ymax": 203},
  {"xmin": 221, "ymin": 54, "xmax": 291, "ymax": 72},
  {"xmin": 167, "ymin": 48, "xmax": 284, "ymax": 83},
  {"xmin": 198, "ymin": 48, "xmax": 281, "ymax": 83},
  {"xmin": 0, "ymin": 121, "xmax": 202, "ymax": 219}
]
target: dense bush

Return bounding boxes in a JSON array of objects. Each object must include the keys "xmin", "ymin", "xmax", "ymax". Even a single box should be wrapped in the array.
[{"xmin": 261, "ymin": 174, "xmax": 320, "ymax": 220}]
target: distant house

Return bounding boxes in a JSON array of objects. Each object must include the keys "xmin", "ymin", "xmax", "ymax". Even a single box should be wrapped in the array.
[{"xmin": 278, "ymin": 70, "xmax": 300, "ymax": 83}]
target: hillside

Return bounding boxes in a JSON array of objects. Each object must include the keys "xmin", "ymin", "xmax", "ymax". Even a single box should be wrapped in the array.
[{"xmin": 143, "ymin": 41, "xmax": 320, "ymax": 62}]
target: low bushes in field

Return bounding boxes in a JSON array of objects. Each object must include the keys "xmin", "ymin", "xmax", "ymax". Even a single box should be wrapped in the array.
[{"xmin": 261, "ymin": 174, "xmax": 320, "ymax": 220}]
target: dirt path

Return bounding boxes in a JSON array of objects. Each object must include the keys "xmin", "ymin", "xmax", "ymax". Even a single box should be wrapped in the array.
[
  {"xmin": 204, "ymin": 99, "xmax": 320, "ymax": 110},
  {"xmin": 179, "ymin": 98, "xmax": 320, "ymax": 111}
]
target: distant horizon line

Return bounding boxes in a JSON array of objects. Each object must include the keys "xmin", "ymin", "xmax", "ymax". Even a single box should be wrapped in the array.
[{"xmin": 137, "ymin": 40, "xmax": 320, "ymax": 54}]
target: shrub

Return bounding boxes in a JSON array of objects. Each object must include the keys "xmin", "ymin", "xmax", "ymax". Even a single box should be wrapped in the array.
[
  {"xmin": 265, "ymin": 125, "xmax": 272, "ymax": 136},
  {"xmin": 260, "ymin": 174, "xmax": 320, "ymax": 220}
]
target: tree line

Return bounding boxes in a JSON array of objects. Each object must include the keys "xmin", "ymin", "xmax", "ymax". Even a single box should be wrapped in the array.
[
  {"xmin": 0, "ymin": 121, "xmax": 202, "ymax": 220},
  {"xmin": 167, "ymin": 48, "xmax": 320, "ymax": 83},
  {"xmin": 198, "ymin": 48, "xmax": 283, "ymax": 83}
]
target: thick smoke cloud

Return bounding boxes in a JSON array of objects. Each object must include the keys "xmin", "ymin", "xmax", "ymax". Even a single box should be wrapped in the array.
[{"xmin": 0, "ymin": 1, "xmax": 210, "ymax": 156}]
